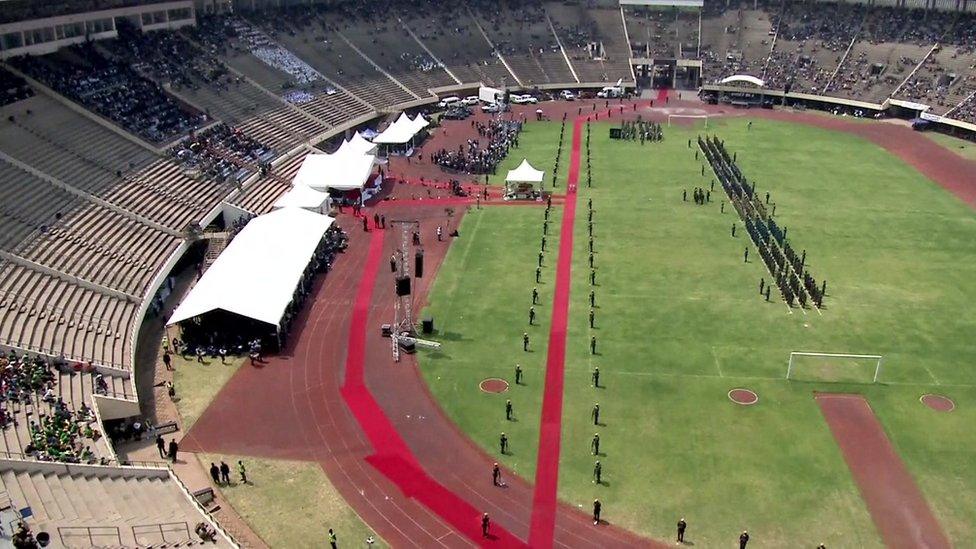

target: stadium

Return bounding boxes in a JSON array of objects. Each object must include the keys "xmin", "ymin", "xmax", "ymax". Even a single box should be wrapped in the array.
[{"xmin": 0, "ymin": 0, "xmax": 974, "ymax": 547}]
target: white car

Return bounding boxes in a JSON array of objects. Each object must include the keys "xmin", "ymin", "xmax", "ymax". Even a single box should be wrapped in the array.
[
  {"xmin": 512, "ymin": 94, "xmax": 538, "ymax": 104},
  {"xmin": 438, "ymin": 96, "xmax": 461, "ymax": 108},
  {"xmin": 461, "ymin": 96, "xmax": 480, "ymax": 106},
  {"xmin": 560, "ymin": 90, "xmax": 576, "ymax": 101},
  {"xmin": 481, "ymin": 102, "xmax": 501, "ymax": 113}
]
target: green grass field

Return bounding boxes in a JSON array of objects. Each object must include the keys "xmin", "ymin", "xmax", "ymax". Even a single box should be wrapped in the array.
[{"xmin": 419, "ymin": 116, "xmax": 976, "ymax": 546}]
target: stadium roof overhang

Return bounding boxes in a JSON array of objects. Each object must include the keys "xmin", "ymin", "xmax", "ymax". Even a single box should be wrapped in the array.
[{"xmin": 619, "ymin": 0, "xmax": 704, "ymax": 7}]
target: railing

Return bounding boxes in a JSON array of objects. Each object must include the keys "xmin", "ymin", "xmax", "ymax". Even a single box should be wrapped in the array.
[
  {"xmin": 0, "ymin": 450, "xmax": 168, "ymax": 470},
  {"xmin": 58, "ymin": 525, "xmax": 121, "ymax": 547},
  {"xmin": 132, "ymin": 521, "xmax": 190, "ymax": 546}
]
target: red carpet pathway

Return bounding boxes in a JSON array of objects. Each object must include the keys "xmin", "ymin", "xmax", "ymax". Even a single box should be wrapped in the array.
[
  {"xmin": 815, "ymin": 394, "xmax": 950, "ymax": 549},
  {"xmin": 340, "ymin": 230, "xmax": 527, "ymax": 547},
  {"xmin": 528, "ymin": 116, "xmax": 581, "ymax": 547}
]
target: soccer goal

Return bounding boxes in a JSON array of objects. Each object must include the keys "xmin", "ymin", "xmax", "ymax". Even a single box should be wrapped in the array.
[
  {"xmin": 667, "ymin": 114, "xmax": 709, "ymax": 128},
  {"xmin": 786, "ymin": 352, "xmax": 884, "ymax": 383}
]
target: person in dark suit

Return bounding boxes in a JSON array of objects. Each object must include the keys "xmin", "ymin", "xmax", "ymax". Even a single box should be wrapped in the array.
[
  {"xmin": 592, "ymin": 499, "xmax": 602, "ymax": 525},
  {"xmin": 481, "ymin": 513, "xmax": 490, "ymax": 537},
  {"xmin": 739, "ymin": 530, "xmax": 750, "ymax": 548},
  {"xmin": 677, "ymin": 518, "xmax": 687, "ymax": 542}
]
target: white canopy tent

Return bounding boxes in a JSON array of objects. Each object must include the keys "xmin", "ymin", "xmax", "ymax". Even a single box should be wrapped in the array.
[
  {"xmin": 373, "ymin": 112, "xmax": 429, "ymax": 145},
  {"xmin": 337, "ymin": 131, "xmax": 378, "ymax": 156},
  {"xmin": 167, "ymin": 208, "xmax": 335, "ymax": 328},
  {"xmin": 292, "ymin": 152, "xmax": 376, "ymax": 192},
  {"xmin": 272, "ymin": 184, "xmax": 330, "ymax": 212},
  {"xmin": 720, "ymin": 74, "xmax": 765, "ymax": 87},
  {"xmin": 504, "ymin": 159, "xmax": 545, "ymax": 200}
]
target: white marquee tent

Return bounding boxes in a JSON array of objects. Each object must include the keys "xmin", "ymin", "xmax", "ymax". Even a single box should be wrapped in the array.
[
  {"xmin": 373, "ymin": 112, "xmax": 430, "ymax": 145},
  {"xmin": 337, "ymin": 131, "xmax": 378, "ymax": 156},
  {"xmin": 272, "ymin": 184, "xmax": 330, "ymax": 212},
  {"xmin": 292, "ymin": 151, "xmax": 376, "ymax": 191},
  {"xmin": 504, "ymin": 159, "xmax": 545, "ymax": 199},
  {"xmin": 167, "ymin": 208, "xmax": 334, "ymax": 328}
]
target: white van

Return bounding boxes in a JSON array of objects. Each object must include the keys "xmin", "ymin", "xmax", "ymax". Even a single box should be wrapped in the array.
[
  {"xmin": 438, "ymin": 96, "xmax": 462, "ymax": 108},
  {"xmin": 560, "ymin": 90, "xmax": 576, "ymax": 101},
  {"xmin": 597, "ymin": 86, "xmax": 623, "ymax": 99}
]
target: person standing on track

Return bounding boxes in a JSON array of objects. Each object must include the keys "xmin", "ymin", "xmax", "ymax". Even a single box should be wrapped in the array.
[
  {"xmin": 739, "ymin": 530, "xmax": 750, "ymax": 549},
  {"xmin": 677, "ymin": 518, "xmax": 687, "ymax": 543},
  {"xmin": 592, "ymin": 499, "xmax": 602, "ymax": 525},
  {"xmin": 592, "ymin": 403, "xmax": 600, "ymax": 425},
  {"xmin": 482, "ymin": 513, "xmax": 491, "ymax": 538},
  {"xmin": 492, "ymin": 463, "xmax": 501, "ymax": 486}
]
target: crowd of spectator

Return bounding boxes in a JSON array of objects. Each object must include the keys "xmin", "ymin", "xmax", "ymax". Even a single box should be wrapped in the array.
[
  {"xmin": 171, "ymin": 124, "xmax": 276, "ymax": 183},
  {"xmin": 0, "ymin": 68, "xmax": 34, "ymax": 108},
  {"xmin": 1, "ymin": 352, "xmax": 100, "ymax": 463},
  {"xmin": 11, "ymin": 42, "xmax": 206, "ymax": 144},
  {"xmin": 432, "ymin": 119, "xmax": 523, "ymax": 174}
]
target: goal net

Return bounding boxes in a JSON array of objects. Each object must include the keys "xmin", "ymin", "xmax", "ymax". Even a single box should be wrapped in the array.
[
  {"xmin": 667, "ymin": 114, "xmax": 709, "ymax": 128},
  {"xmin": 786, "ymin": 352, "xmax": 884, "ymax": 384}
]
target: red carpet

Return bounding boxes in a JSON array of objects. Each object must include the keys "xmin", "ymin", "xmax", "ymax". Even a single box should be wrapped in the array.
[
  {"xmin": 656, "ymin": 88, "xmax": 669, "ymax": 102},
  {"xmin": 528, "ymin": 116, "xmax": 582, "ymax": 547},
  {"xmin": 340, "ymin": 231, "xmax": 527, "ymax": 547}
]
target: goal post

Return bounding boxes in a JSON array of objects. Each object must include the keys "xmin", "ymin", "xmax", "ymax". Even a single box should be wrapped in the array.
[
  {"xmin": 667, "ymin": 114, "xmax": 709, "ymax": 128},
  {"xmin": 786, "ymin": 352, "xmax": 884, "ymax": 384}
]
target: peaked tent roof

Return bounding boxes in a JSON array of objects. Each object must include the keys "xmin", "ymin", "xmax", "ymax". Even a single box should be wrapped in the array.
[
  {"xmin": 167, "ymin": 208, "xmax": 334, "ymax": 327},
  {"xmin": 373, "ymin": 112, "xmax": 427, "ymax": 144},
  {"xmin": 292, "ymin": 152, "xmax": 375, "ymax": 191},
  {"xmin": 337, "ymin": 131, "xmax": 378, "ymax": 156},
  {"xmin": 505, "ymin": 159, "xmax": 545, "ymax": 183},
  {"xmin": 272, "ymin": 184, "xmax": 330, "ymax": 209}
]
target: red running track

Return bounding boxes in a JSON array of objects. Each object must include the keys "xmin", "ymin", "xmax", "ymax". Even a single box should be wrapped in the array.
[
  {"xmin": 815, "ymin": 394, "xmax": 950, "ymax": 549},
  {"xmin": 528, "ymin": 115, "xmax": 581, "ymax": 547}
]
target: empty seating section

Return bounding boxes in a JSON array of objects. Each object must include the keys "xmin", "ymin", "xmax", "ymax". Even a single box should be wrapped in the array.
[
  {"xmin": 231, "ymin": 151, "xmax": 309, "ymax": 216},
  {"xmin": 404, "ymin": 6, "xmax": 515, "ymax": 87},
  {"xmin": 472, "ymin": 3, "xmax": 569, "ymax": 86},
  {"xmin": 342, "ymin": 22, "xmax": 458, "ymax": 96},
  {"xmin": 624, "ymin": 7, "xmax": 680, "ymax": 59},
  {"xmin": 547, "ymin": 3, "xmax": 631, "ymax": 84},
  {"xmin": 0, "ymin": 465, "xmax": 234, "ymax": 547},
  {"xmin": 0, "ymin": 261, "xmax": 135, "ymax": 369},
  {"xmin": 0, "ymin": 163, "xmax": 79, "ymax": 254}
]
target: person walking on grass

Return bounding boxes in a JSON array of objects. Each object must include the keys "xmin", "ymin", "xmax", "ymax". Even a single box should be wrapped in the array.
[
  {"xmin": 677, "ymin": 518, "xmax": 687, "ymax": 543},
  {"xmin": 505, "ymin": 399, "xmax": 513, "ymax": 421},
  {"xmin": 492, "ymin": 463, "xmax": 501, "ymax": 486},
  {"xmin": 499, "ymin": 433, "xmax": 508, "ymax": 454},
  {"xmin": 536, "ymin": 267, "xmax": 542, "ymax": 283},
  {"xmin": 739, "ymin": 530, "xmax": 749, "ymax": 549},
  {"xmin": 593, "ymin": 460, "xmax": 602, "ymax": 484},
  {"xmin": 220, "ymin": 461, "xmax": 230, "ymax": 484},
  {"xmin": 238, "ymin": 460, "xmax": 248, "ymax": 485},
  {"xmin": 593, "ymin": 499, "xmax": 602, "ymax": 525},
  {"xmin": 162, "ymin": 352, "xmax": 172, "ymax": 371},
  {"xmin": 209, "ymin": 463, "xmax": 220, "ymax": 485},
  {"xmin": 591, "ymin": 433, "xmax": 600, "ymax": 455},
  {"xmin": 538, "ymin": 251, "xmax": 544, "ymax": 267},
  {"xmin": 515, "ymin": 364, "xmax": 523, "ymax": 385},
  {"xmin": 590, "ymin": 336, "xmax": 597, "ymax": 355},
  {"xmin": 592, "ymin": 403, "xmax": 600, "ymax": 425},
  {"xmin": 590, "ymin": 290, "xmax": 595, "ymax": 308},
  {"xmin": 589, "ymin": 308, "xmax": 595, "ymax": 328},
  {"xmin": 532, "ymin": 287, "xmax": 538, "ymax": 305}
]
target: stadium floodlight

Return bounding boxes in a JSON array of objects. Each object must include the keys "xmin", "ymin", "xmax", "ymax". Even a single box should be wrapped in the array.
[
  {"xmin": 667, "ymin": 114, "xmax": 709, "ymax": 128},
  {"xmin": 787, "ymin": 352, "xmax": 884, "ymax": 383}
]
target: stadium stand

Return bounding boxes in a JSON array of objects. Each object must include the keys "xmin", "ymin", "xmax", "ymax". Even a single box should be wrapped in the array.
[
  {"xmin": 0, "ymin": 460, "xmax": 234, "ymax": 547},
  {"xmin": 546, "ymin": 1, "xmax": 632, "ymax": 84}
]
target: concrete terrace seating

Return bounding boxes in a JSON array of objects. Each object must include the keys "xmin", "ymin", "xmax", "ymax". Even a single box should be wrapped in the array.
[
  {"xmin": 700, "ymin": 2, "xmax": 777, "ymax": 83},
  {"xmin": 471, "ymin": 3, "xmax": 567, "ymax": 86},
  {"xmin": 342, "ymin": 21, "xmax": 458, "ymax": 96},
  {"xmin": 230, "ymin": 151, "xmax": 309, "ymax": 216},
  {"xmin": 273, "ymin": 26, "xmax": 417, "ymax": 110},
  {"xmin": 0, "ymin": 95, "xmax": 156, "ymax": 197},
  {"xmin": 0, "ymin": 262, "xmax": 136, "ymax": 369},
  {"xmin": 0, "ymin": 67, "xmax": 34, "ymax": 107},
  {"xmin": 404, "ymin": 6, "xmax": 515, "ymax": 87},
  {"xmin": 624, "ymin": 6, "xmax": 681, "ymax": 59},
  {"xmin": 15, "ymin": 204, "xmax": 181, "ymax": 298},
  {"xmin": 0, "ymin": 163, "xmax": 80, "ymax": 255},
  {"xmin": 547, "ymin": 3, "xmax": 631, "ymax": 84},
  {"xmin": 0, "ymin": 461, "xmax": 234, "ymax": 547}
]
